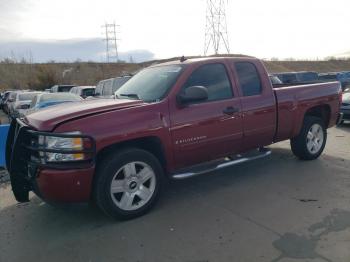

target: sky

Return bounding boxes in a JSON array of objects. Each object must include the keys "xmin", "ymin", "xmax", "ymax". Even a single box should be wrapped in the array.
[{"xmin": 0, "ymin": 0, "xmax": 350, "ymax": 62}]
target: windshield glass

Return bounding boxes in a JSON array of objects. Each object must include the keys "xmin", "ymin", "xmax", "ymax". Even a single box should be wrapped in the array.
[
  {"xmin": 41, "ymin": 93, "xmax": 82, "ymax": 102},
  {"xmin": 19, "ymin": 93, "xmax": 39, "ymax": 101},
  {"xmin": 115, "ymin": 65, "xmax": 184, "ymax": 102}
]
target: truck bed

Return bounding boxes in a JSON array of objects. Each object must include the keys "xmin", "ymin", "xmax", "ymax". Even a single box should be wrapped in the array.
[{"xmin": 273, "ymin": 81, "xmax": 341, "ymax": 142}]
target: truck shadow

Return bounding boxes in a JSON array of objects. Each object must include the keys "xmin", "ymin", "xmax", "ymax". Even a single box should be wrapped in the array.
[{"xmin": 0, "ymin": 146, "xmax": 348, "ymax": 257}]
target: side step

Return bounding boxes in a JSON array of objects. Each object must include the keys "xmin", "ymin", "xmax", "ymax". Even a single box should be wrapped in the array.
[{"xmin": 171, "ymin": 148, "xmax": 271, "ymax": 180}]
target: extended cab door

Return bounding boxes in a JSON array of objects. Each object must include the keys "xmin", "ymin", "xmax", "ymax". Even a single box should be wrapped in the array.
[
  {"xmin": 231, "ymin": 60, "xmax": 276, "ymax": 151},
  {"xmin": 169, "ymin": 62, "xmax": 243, "ymax": 169}
]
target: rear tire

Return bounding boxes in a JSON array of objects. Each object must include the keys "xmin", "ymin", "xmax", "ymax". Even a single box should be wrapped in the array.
[
  {"xmin": 290, "ymin": 116, "xmax": 327, "ymax": 160},
  {"xmin": 94, "ymin": 148, "xmax": 163, "ymax": 220}
]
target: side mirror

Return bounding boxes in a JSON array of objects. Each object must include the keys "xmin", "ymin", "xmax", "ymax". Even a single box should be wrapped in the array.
[{"xmin": 177, "ymin": 86, "xmax": 208, "ymax": 105}]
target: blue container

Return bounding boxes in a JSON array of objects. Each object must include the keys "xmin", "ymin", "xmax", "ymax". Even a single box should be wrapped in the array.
[{"xmin": 0, "ymin": 124, "xmax": 10, "ymax": 167}]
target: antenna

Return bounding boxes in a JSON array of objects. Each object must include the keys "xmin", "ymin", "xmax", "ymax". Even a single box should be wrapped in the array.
[
  {"xmin": 102, "ymin": 22, "xmax": 120, "ymax": 63},
  {"xmin": 204, "ymin": 0, "xmax": 230, "ymax": 56}
]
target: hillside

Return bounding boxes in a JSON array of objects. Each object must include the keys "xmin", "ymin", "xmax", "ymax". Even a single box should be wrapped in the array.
[{"xmin": 1, "ymin": 56, "xmax": 350, "ymax": 91}]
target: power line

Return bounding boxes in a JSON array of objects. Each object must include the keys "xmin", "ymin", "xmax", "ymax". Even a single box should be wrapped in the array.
[
  {"xmin": 102, "ymin": 22, "xmax": 120, "ymax": 63},
  {"xmin": 204, "ymin": 0, "xmax": 230, "ymax": 56}
]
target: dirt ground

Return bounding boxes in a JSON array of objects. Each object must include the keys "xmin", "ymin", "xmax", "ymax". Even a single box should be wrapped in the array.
[{"xmin": 0, "ymin": 121, "xmax": 349, "ymax": 262}]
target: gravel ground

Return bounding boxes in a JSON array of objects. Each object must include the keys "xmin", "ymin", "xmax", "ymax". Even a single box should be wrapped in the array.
[{"xmin": 0, "ymin": 125, "xmax": 349, "ymax": 262}]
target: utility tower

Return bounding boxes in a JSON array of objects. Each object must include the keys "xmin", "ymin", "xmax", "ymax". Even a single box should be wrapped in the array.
[
  {"xmin": 102, "ymin": 22, "xmax": 120, "ymax": 63},
  {"xmin": 204, "ymin": 0, "xmax": 230, "ymax": 56}
]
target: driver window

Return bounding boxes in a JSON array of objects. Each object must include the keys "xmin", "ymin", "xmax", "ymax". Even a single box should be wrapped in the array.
[{"xmin": 182, "ymin": 63, "xmax": 233, "ymax": 102}]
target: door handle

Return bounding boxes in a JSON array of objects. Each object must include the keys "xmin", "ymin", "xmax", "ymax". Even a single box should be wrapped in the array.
[{"xmin": 223, "ymin": 106, "xmax": 239, "ymax": 115}]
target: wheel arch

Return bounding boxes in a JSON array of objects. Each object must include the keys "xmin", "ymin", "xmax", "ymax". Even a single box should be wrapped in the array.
[
  {"xmin": 304, "ymin": 104, "xmax": 331, "ymax": 127},
  {"xmin": 95, "ymin": 136, "xmax": 167, "ymax": 173},
  {"xmin": 292, "ymin": 104, "xmax": 331, "ymax": 139}
]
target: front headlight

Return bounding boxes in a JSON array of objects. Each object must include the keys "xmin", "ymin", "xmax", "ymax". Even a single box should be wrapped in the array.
[{"xmin": 38, "ymin": 132, "xmax": 85, "ymax": 162}]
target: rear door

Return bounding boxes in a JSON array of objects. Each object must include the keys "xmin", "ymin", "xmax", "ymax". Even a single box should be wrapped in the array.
[
  {"xmin": 170, "ymin": 62, "xmax": 243, "ymax": 169},
  {"xmin": 232, "ymin": 60, "xmax": 276, "ymax": 151}
]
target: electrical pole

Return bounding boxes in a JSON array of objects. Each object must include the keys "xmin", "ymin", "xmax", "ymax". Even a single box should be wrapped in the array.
[
  {"xmin": 102, "ymin": 22, "xmax": 120, "ymax": 63},
  {"xmin": 204, "ymin": 0, "xmax": 230, "ymax": 56}
]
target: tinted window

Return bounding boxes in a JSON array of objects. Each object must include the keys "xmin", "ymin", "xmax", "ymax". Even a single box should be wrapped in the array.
[
  {"xmin": 235, "ymin": 62, "xmax": 262, "ymax": 96},
  {"xmin": 103, "ymin": 80, "xmax": 113, "ymax": 96},
  {"xmin": 182, "ymin": 63, "xmax": 232, "ymax": 102},
  {"xmin": 82, "ymin": 88, "xmax": 95, "ymax": 97},
  {"xmin": 58, "ymin": 86, "xmax": 74, "ymax": 92}
]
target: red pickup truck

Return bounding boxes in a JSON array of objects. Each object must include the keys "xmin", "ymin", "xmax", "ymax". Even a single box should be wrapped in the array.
[{"xmin": 6, "ymin": 57, "xmax": 342, "ymax": 219}]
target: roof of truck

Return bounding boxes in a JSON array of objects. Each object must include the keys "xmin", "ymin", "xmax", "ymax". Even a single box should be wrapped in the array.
[{"xmin": 149, "ymin": 56, "xmax": 259, "ymax": 67}]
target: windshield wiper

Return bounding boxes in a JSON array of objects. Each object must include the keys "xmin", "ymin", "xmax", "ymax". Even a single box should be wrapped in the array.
[{"xmin": 117, "ymin": 93, "xmax": 141, "ymax": 100}]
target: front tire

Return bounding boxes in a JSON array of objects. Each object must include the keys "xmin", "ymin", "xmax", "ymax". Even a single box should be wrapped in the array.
[
  {"xmin": 290, "ymin": 116, "xmax": 327, "ymax": 160},
  {"xmin": 94, "ymin": 148, "xmax": 163, "ymax": 220}
]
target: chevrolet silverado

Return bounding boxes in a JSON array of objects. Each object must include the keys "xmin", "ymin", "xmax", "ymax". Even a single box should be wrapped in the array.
[{"xmin": 6, "ymin": 57, "xmax": 342, "ymax": 219}]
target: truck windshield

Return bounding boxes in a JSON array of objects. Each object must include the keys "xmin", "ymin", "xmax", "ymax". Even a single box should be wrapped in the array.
[{"xmin": 115, "ymin": 65, "xmax": 184, "ymax": 102}]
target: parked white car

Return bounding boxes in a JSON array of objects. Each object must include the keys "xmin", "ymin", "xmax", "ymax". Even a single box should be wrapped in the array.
[{"xmin": 8, "ymin": 91, "xmax": 41, "ymax": 118}]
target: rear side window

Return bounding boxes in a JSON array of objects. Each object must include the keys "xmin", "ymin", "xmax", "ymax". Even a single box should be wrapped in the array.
[
  {"xmin": 235, "ymin": 62, "xmax": 262, "ymax": 96},
  {"xmin": 183, "ymin": 63, "xmax": 233, "ymax": 102}
]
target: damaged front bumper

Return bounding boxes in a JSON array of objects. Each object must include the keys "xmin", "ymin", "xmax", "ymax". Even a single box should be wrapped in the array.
[{"xmin": 5, "ymin": 118, "xmax": 96, "ymax": 203}]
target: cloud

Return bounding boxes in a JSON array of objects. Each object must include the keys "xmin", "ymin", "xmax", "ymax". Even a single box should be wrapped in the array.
[
  {"xmin": 0, "ymin": 38, "xmax": 155, "ymax": 62},
  {"xmin": 0, "ymin": 0, "xmax": 30, "ymax": 40}
]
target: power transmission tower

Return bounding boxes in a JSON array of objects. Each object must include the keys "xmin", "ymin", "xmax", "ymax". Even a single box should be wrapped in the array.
[
  {"xmin": 204, "ymin": 0, "xmax": 230, "ymax": 56},
  {"xmin": 102, "ymin": 22, "xmax": 120, "ymax": 63}
]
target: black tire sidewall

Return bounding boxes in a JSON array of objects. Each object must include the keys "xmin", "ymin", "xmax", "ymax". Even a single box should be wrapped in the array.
[
  {"xmin": 95, "ymin": 148, "xmax": 163, "ymax": 220},
  {"xmin": 291, "ymin": 116, "xmax": 327, "ymax": 160}
]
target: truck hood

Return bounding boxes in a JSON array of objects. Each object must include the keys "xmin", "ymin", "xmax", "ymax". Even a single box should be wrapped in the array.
[{"xmin": 24, "ymin": 98, "xmax": 144, "ymax": 131}]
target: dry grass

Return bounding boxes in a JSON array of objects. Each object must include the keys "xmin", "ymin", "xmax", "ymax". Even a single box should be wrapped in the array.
[{"xmin": 1, "ymin": 56, "xmax": 350, "ymax": 91}]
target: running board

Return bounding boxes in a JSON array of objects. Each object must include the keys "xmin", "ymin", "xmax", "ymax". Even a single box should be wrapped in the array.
[{"xmin": 171, "ymin": 148, "xmax": 271, "ymax": 180}]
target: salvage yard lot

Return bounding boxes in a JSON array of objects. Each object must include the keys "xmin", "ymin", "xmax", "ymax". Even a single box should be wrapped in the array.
[{"xmin": 0, "ymin": 122, "xmax": 350, "ymax": 262}]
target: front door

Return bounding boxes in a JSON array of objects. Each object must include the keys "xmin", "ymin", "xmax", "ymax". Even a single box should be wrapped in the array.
[{"xmin": 170, "ymin": 63, "xmax": 243, "ymax": 169}]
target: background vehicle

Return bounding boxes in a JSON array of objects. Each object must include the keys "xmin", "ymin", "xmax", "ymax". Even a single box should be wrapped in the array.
[
  {"xmin": 274, "ymin": 71, "xmax": 319, "ymax": 84},
  {"xmin": 296, "ymin": 71, "xmax": 319, "ymax": 82},
  {"xmin": 10, "ymin": 91, "xmax": 42, "ymax": 118},
  {"xmin": 70, "ymin": 86, "xmax": 96, "ymax": 98},
  {"xmin": 27, "ymin": 93, "xmax": 83, "ymax": 115},
  {"xmin": 318, "ymin": 72, "xmax": 350, "ymax": 91},
  {"xmin": 6, "ymin": 57, "xmax": 341, "ymax": 220},
  {"xmin": 50, "ymin": 85, "xmax": 76, "ymax": 93},
  {"xmin": 95, "ymin": 76, "xmax": 131, "ymax": 98},
  {"xmin": 269, "ymin": 75, "xmax": 282, "ymax": 84},
  {"xmin": 5, "ymin": 91, "xmax": 19, "ymax": 115},
  {"xmin": 338, "ymin": 92, "xmax": 350, "ymax": 124},
  {"xmin": 0, "ymin": 91, "xmax": 12, "ymax": 111}
]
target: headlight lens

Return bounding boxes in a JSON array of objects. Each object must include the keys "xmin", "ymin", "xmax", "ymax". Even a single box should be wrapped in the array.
[{"xmin": 38, "ymin": 133, "xmax": 85, "ymax": 162}]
